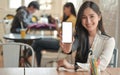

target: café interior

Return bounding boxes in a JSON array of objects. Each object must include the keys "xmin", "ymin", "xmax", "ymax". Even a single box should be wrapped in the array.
[{"xmin": 0, "ymin": 0, "xmax": 120, "ymax": 75}]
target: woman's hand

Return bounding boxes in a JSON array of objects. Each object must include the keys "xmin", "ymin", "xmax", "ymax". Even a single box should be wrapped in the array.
[
  {"xmin": 57, "ymin": 59, "xmax": 74, "ymax": 69},
  {"xmin": 60, "ymin": 42, "xmax": 72, "ymax": 53}
]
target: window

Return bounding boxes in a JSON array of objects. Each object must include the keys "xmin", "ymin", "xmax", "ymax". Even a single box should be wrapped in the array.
[
  {"xmin": 9, "ymin": 0, "xmax": 22, "ymax": 9},
  {"xmin": 9, "ymin": 0, "xmax": 52, "ymax": 10},
  {"xmin": 9, "ymin": 0, "xmax": 37, "ymax": 9},
  {"xmin": 39, "ymin": 0, "xmax": 52, "ymax": 10},
  {"xmin": 24, "ymin": 0, "xmax": 37, "ymax": 7}
]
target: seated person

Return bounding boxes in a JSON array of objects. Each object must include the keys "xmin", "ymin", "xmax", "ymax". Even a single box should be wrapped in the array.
[
  {"xmin": 10, "ymin": 1, "xmax": 40, "ymax": 33},
  {"xmin": 57, "ymin": 1, "xmax": 115, "ymax": 71},
  {"xmin": 9, "ymin": 1, "xmax": 40, "ymax": 67},
  {"xmin": 31, "ymin": 2, "xmax": 76, "ymax": 67},
  {"xmin": 47, "ymin": 15, "xmax": 56, "ymax": 24},
  {"xmin": 40, "ymin": 14, "xmax": 56, "ymax": 24}
]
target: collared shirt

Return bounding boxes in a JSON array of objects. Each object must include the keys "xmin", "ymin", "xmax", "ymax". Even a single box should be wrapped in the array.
[{"xmin": 72, "ymin": 31, "xmax": 115, "ymax": 71}]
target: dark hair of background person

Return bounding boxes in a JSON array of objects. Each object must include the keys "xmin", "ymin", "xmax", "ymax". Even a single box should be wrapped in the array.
[
  {"xmin": 28, "ymin": 1, "xmax": 40, "ymax": 10},
  {"xmin": 16, "ymin": 6, "xmax": 26, "ymax": 12},
  {"xmin": 62, "ymin": 2, "xmax": 76, "ymax": 21},
  {"xmin": 74, "ymin": 1, "xmax": 107, "ymax": 65}
]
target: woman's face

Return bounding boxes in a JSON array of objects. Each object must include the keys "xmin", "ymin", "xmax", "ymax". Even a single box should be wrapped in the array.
[
  {"xmin": 64, "ymin": 7, "xmax": 71, "ymax": 16},
  {"xmin": 81, "ymin": 7, "xmax": 101, "ymax": 32}
]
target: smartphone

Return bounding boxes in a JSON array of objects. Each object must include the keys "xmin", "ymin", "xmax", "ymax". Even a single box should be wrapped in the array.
[{"xmin": 62, "ymin": 22, "xmax": 72, "ymax": 43}]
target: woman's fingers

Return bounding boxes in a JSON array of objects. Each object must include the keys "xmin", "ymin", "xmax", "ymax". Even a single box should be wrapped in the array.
[
  {"xmin": 57, "ymin": 59, "xmax": 64, "ymax": 71},
  {"xmin": 57, "ymin": 59, "xmax": 70, "ymax": 68},
  {"xmin": 64, "ymin": 43, "xmax": 72, "ymax": 53},
  {"xmin": 57, "ymin": 59, "xmax": 64, "ymax": 67},
  {"xmin": 60, "ymin": 42, "xmax": 67, "ymax": 53},
  {"xmin": 59, "ymin": 41, "xmax": 64, "ymax": 50},
  {"xmin": 60, "ymin": 41, "xmax": 72, "ymax": 53}
]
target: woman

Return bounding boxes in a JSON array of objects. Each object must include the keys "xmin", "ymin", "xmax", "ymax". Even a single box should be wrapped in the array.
[
  {"xmin": 62, "ymin": 2, "xmax": 76, "ymax": 31},
  {"xmin": 58, "ymin": 1, "xmax": 115, "ymax": 71},
  {"xmin": 31, "ymin": 2, "xmax": 76, "ymax": 67}
]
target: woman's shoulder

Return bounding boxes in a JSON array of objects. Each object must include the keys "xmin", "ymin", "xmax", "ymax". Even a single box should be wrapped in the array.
[
  {"xmin": 70, "ymin": 15, "xmax": 76, "ymax": 19},
  {"xmin": 97, "ymin": 30, "xmax": 114, "ymax": 41},
  {"xmin": 99, "ymin": 34, "xmax": 115, "ymax": 43},
  {"xmin": 67, "ymin": 15, "xmax": 76, "ymax": 21}
]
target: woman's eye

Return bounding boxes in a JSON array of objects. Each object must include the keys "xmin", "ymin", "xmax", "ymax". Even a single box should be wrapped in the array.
[
  {"xmin": 82, "ymin": 16, "xmax": 86, "ymax": 19},
  {"xmin": 90, "ymin": 16, "xmax": 94, "ymax": 18}
]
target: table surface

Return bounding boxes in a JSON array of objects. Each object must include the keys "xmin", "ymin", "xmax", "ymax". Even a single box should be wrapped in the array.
[
  {"xmin": 3, "ymin": 33, "xmax": 56, "ymax": 40},
  {"xmin": 0, "ymin": 67, "xmax": 120, "ymax": 75}
]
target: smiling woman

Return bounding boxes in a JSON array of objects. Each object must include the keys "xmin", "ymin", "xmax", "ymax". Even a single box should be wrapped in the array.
[
  {"xmin": 57, "ymin": 1, "xmax": 115, "ymax": 71},
  {"xmin": 81, "ymin": 7, "xmax": 101, "ymax": 33}
]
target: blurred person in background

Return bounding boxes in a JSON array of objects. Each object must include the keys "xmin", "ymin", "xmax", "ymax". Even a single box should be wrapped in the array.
[{"xmin": 10, "ymin": 1, "xmax": 40, "ymax": 33}]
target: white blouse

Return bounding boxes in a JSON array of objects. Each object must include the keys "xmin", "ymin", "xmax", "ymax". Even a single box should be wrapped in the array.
[{"xmin": 72, "ymin": 31, "xmax": 115, "ymax": 71}]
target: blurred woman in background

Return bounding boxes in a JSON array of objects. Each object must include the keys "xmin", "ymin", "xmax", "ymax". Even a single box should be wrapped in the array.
[{"xmin": 61, "ymin": 2, "xmax": 76, "ymax": 31}]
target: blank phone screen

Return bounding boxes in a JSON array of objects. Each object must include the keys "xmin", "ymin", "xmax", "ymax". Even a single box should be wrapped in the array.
[{"xmin": 62, "ymin": 22, "xmax": 72, "ymax": 43}]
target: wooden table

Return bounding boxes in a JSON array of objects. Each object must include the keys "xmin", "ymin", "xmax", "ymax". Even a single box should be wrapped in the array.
[{"xmin": 0, "ymin": 68, "xmax": 119, "ymax": 75}]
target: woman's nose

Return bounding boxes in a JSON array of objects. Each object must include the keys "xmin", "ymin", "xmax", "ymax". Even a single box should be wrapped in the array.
[{"xmin": 86, "ymin": 18, "xmax": 91, "ymax": 24}]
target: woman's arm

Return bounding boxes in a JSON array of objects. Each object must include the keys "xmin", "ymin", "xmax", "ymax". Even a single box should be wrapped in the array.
[
  {"xmin": 99, "ymin": 37, "xmax": 115, "ymax": 71},
  {"xmin": 77, "ymin": 37, "xmax": 115, "ymax": 71}
]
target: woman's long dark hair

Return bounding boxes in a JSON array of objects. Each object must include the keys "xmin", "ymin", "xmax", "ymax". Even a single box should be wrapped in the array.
[
  {"xmin": 62, "ymin": 2, "xmax": 76, "ymax": 21},
  {"xmin": 75, "ymin": 1, "xmax": 106, "ymax": 64}
]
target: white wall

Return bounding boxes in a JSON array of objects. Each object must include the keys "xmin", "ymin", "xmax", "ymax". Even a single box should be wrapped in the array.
[{"xmin": 0, "ymin": 0, "xmax": 16, "ymax": 19}]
